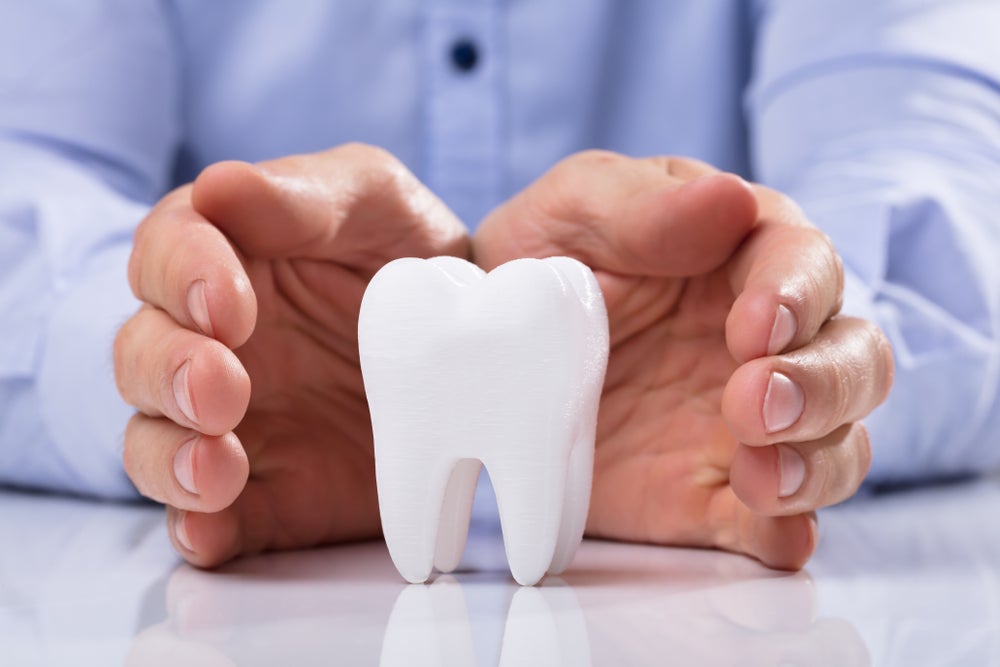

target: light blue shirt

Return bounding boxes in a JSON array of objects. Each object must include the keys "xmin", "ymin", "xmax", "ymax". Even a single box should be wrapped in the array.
[{"xmin": 1, "ymin": 0, "xmax": 999, "ymax": 498}]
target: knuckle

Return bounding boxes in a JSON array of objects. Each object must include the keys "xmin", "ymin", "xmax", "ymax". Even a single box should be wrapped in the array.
[
  {"xmin": 873, "ymin": 326, "xmax": 896, "ymax": 404},
  {"xmin": 130, "ymin": 206, "xmax": 192, "ymax": 301},
  {"xmin": 112, "ymin": 329, "xmax": 129, "ymax": 398},
  {"xmin": 339, "ymin": 142, "xmax": 400, "ymax": 171},
  {"xmin": 807, "ymin": 228, "xmax": 843, "ymax": 289},
  {"xmin": 855, "ymin": 423, "xmax": 873, "ymax": 480},
  {"xmin": 345, "ymin": 143, "xmax": 417, "ymax": 200},
  {"xmin": 128, "ymin": 222, "xmax": 152, "ymax": 295},
  {"xmin": 544, "ymin": 150, "xmax": 626, "ymax": 226},
  {"xmin": 828, "ymin": 424, "xmax": 870, "ymax": 503},
  {"xmin": 122, "ymin": 416, "xmax": 145, "ymax": 483},
  {"xmin": 810, "ymin": 445, "xmax": 835, "ymax": 501},
  {"xmin": 806, "ymin": 328, "xmax": 855, "ymax": 429},
  {"xmin": 566, "ymin": 149, "xmax": 622, "ymax": 171},
  {"xmin": 756, "ymin": 186, "xmax": 805, "ymax": 227},
  {"xmin": 823, "ymin": 238, "xmax": 846, "ymax": 316},
  {"xmin": 827, "ymin": 359, "xmax": 854, "ymax": 429},
  {"xmin": 113, "ymin": 315, "xmax": 142, "ymax": 403},
  {"xmin": 815, "ymin": 424, "xmax": 865, "ymax": 506},
  {"xmin": 777, "ymin": 228, "xmax": 845, "ymax": 329},
  {"xmin": 652, "ymin": 155, "xmax": 718, "ymax": 180},
  {"xmin": 854, "ymin": 318, "xmax": 895, "ymax": 407}
]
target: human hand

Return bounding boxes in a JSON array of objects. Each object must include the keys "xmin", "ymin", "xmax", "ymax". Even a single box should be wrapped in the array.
[
  {"xmin": 115, "ymin": 144, "xmax": 469, "ymax": 566},
  {"xmin": 474, "ymin": 151, "xmax": 894, "ymax": 569}
]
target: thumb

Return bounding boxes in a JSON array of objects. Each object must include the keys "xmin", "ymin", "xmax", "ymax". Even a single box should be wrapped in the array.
[
  {"xmin": 475, "ymin": 152, "xmax": 758, "ymax": 276},
  {"xmin": 191, "ymin": 144, "xmax": 469, "ymax": 271}
]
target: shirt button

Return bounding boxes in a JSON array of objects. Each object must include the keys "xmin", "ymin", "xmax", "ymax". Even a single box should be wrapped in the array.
[{"xmin": 449, "ymin": 39, "xmax": 479, "ymax": 72}]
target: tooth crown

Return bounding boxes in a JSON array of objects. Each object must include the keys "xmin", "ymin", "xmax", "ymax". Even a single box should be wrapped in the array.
[{"xmin": 359, "ymin": 256, "xmax": 609, "ymax": 586}]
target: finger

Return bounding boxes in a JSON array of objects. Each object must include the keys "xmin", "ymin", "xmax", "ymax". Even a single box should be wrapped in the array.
[
  {"xmin": 725, "ymin": 189, "xmax": 845, "ymax": 363},
  {"xmin": 588, "ymin": 457, "xmax": 817, "ymax": 570},
  {"xmin": 167, "ymin": 457, "xmax": 381, "ymax": 568},
  {"xmin": 190, "ymin": 143, "xmax": 470, "ymax": 271},
  {"xmin": 124, "ymin": 413, "xmax": 248, "ymax": 512},
  {"xmin": 114, "ymin": 307, "xmax": 251, "ymax": 436},
  {"xmin": 722, "ymin": 316, "xmax": 894, "ymax": 445},
  {"xmin": 730, "ymin": 423, "xmax": 873, "ymax": 516},
  {"xmin": 128, "ymin": 186, "xmax": 257, "ymax": 349},
  {"xmin": 475, "ymin": 150, "xmax": 759, "ymax": 276},
  {"xmin": 167, "ymin": 505, "xmax": 244, "ymax": 568},
  {"xmin": 719, "ymin": 498, "xmax": 819, "ymax": 571}
]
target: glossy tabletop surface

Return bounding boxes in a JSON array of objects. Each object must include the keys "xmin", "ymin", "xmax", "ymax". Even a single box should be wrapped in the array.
[{"xmin": 3, "ymin": 477, "xmax": 999, "ymax": 666}]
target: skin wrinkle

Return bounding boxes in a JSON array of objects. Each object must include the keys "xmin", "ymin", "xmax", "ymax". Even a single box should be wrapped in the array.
[
  {"xmin": 398, "ymin": 172, "xmax": 469, "ymax": 259},
  {"xmin": 516, "ymin": 170, "xmax": 607, "ymax": 260},
  {"xmin": 596, "ymin": 320, "xmax": 738, "ymax": 543},
  {"xmin": 218, "ymin": 254, "xmax": 382, "ymax": 552},
  {"xmin": 238, "ymin": 409, "xmax": 377, "ymax": 547},
  {"xmin": 275, "ymin": 265, "xmax": 360, "ymax": 366},
  {"xmin": 813, "ymin": 445, "xmax": 834, "ymax": 504},
  {"xmin": 597, "ymin": 339, "xmax": 662, "ymax": 448},
  {"xmin": 259, "ymin": 165, "xmax": 360, "ymax": 257},
  {"xmin": 780, "ymin": 317, "xmax": 880, "ymax": 433},
  {"xmin": 238, "ymin": 483, "xmax": 276, "ymax": 555},
  {"xmin": 603, "ymin": 276, "xmax": 682, "ymax": 348},
  {"xmin": 246, "ymin": 262, "xmax": 358, "ymax": 396},
  {"xmin": 590, "ymin": 260, "xmax": 745, "ymax": 543}
]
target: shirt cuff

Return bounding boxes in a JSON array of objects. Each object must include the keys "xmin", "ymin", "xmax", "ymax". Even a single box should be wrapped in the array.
[{"xmin": 33, "ymin": 241, "xmax": 141, "ymax": 499}]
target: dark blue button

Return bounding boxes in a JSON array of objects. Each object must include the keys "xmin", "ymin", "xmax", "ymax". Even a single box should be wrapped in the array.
[{"xmin": 449, "ymin": 39, "xmax": 479, "ymax": 72}]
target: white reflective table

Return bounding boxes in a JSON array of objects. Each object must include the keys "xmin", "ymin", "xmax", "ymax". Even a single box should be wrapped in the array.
[{"xmin": 3, "ymin": 478, "xmax": 999, "ymax": 666}]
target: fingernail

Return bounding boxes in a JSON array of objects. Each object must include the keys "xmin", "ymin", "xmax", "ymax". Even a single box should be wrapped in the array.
[
  {"xmin": 777, "ymin": 445, "xmax": 806, "ymax": 498},
  {"xmin": 173, "ymin": 361, "xmax": 197, "ymax": 424},
  {"xmin": 763, "ymin": 372, "xmax": 804, "ymax": 433},
  {"xmin": 768, "ymin": 304, "xmax": 797, "ymax": 355},
  {"xmin": 175, "ymin": 511, "xmax": 194, "ymax": 552},
  {"xmin": 174, "ymin": 439, "xmax": 198, "ymax": 495},
  {"xmin": 187, "ymin": 280, "xmax": 213, "ymax": 336}
]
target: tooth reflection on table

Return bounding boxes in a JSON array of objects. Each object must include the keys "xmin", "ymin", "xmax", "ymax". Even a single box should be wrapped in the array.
[{"xmin": 380, "ymin": 576, "xmax": 590, "ymax": 667}]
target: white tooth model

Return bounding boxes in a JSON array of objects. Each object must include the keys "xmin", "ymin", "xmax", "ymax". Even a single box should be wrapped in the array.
[{"xmin": 358, "ymin": 256, "xmax": 609, "ymax": 586}]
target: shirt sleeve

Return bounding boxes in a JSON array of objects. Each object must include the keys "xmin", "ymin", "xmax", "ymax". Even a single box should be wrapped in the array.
[
  {"xmin": 749, "ymin": 0, "xmax": 1000, "ymax": 482},
  {"xmin": 0, "ymin": 2, "xmax": 181, "ymax": 497}
]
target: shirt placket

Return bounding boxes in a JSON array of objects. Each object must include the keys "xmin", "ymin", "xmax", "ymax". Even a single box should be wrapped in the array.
[{"xmin": 422, "ymin": 0, "xmax": 504, "ymax": 231}]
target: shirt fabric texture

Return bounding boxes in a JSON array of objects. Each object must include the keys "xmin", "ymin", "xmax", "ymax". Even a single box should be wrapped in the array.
[{"xmin": 1, "ymin": 0, "xmax": 999, "ymax": 498}]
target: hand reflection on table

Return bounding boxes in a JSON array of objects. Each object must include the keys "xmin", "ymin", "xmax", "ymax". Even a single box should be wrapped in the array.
[
  {"xmin": 126, "ymin": 528, "xmax": 868, "ymax": 667},
  {"xmin": 6, "ymin": 479, "xmax": 1000, "ymax": 665}
]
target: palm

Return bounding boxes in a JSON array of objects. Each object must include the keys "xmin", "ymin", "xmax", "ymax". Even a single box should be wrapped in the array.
[
  {"xmin": 587, "ymin": 268, "xmax": 743, "ymax": 550},
  {"xmin": 229, "ymin": 257, "xmax": 381, "ymax": 550}
]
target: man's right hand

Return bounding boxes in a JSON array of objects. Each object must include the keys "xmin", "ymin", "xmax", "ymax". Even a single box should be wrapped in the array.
[{"xmin": 114, "ymin": 144, "xmax": 469, "ymax": 567}]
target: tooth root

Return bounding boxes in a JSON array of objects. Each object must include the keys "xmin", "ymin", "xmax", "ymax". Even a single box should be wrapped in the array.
[
  {"xmin": 377, "ymin": 456, "xmax": 456, "ymax": 584},
  {"xmin": 433, "ymin": 458, "xmax": 483, "ymax": 573},
  {"xmin": 487, "ymin": 458, "xmax": 568, "ymax": 586},
  {"xmin": 548, "ymin": 438, "xmax": 594, "ymax": 576}
]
